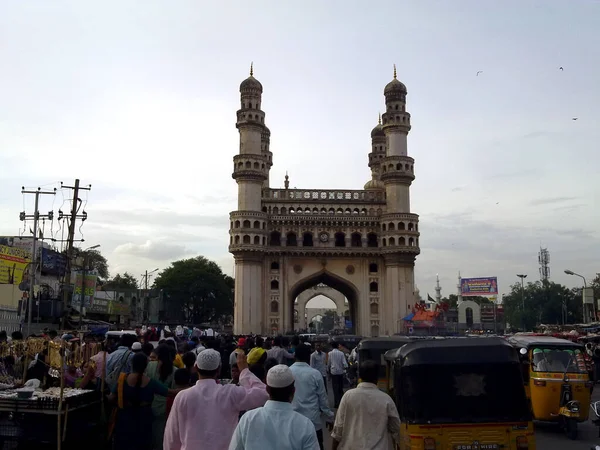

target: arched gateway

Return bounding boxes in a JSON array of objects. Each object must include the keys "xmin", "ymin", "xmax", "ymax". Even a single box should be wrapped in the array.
[
  {"xmin": 294, "ymin": 284, "xmax": 348, "ymax": 331},
  {"xmin": 229, "ymin": 65, "xmax": 420, "ymax": 337}
]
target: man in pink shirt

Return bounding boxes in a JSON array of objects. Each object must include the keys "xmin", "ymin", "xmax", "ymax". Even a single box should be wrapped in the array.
[{"xmin": 164, "ymin": 349, "xmax": 268, "ymax": 450}]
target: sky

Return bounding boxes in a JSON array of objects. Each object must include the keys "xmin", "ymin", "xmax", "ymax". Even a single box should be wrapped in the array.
[{"xmin": 1, "ymin": 1, "xmax": 599, "ymax": 309}]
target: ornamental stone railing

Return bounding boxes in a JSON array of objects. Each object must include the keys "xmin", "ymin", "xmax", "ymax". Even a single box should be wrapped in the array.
[{"xmin": 263, "ymin": 189, "xmax": 386, "ymax": 204}]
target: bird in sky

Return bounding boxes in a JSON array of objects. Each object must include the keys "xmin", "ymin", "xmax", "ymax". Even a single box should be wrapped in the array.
[
  {"xmin": 559, "ymin": 67, "xmax": 564, "ymax": 71},
  {"xmin": 572, "ymin": 118, "xmax": 578, "ymax": 121},
  {"xmin": 496, "ymin": 202, "xmax": 500, "ymax": 205},
  {"xmin": 476, "ymin": 71, "xmax": 483, "ymax": 76}
]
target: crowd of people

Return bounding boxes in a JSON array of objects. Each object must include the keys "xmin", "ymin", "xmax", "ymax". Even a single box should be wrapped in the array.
[
  {"xmin": 105, "ymin": 329, "xmax": 400, "ymax": 450},
  {"xmin": 0, "ymin": 327, "xmax": 402, "ymax": 449}
]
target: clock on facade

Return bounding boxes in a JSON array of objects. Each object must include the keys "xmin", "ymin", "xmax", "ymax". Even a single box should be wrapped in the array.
[{"xmin": 319, "ymin": 232, "xmax": 329, "ymax": 243}]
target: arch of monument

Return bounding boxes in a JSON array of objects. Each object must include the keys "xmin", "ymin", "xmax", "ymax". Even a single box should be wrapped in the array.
[
  {"xmin": 294, "ymin": 284, "xmax": 348, "ymax": 330},
  {"xmin": 457, "ymin": 300, "xmax": 482, "ymax": 326},
  {"xmin": 230, "ymin": 66, "xmax": 420, "ymax": 337}
]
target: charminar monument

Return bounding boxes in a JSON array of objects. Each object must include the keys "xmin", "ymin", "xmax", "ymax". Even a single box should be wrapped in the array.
[{"xmin": 229, "ymin": 65, "xmax": 420, "ymax": 337}]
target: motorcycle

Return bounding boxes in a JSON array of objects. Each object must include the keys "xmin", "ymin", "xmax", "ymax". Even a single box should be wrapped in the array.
[{"xmin": 549, "ymin": 353, "xmax": 584, "ymax": 440}]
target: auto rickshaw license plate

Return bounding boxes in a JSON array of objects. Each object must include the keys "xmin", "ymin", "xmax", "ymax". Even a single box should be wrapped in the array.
[{"xmin": 454, "ymin": 444, "xmax": 499, "ymax": 450}]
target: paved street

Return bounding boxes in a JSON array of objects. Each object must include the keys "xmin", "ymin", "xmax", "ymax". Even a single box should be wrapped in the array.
[{"xmin": 322, "ymin": 380, "xmax": 600, "ymax": 449}]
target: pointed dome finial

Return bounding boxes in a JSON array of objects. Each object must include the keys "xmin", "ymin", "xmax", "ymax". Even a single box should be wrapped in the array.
[
  {"xmin": 250, "ymin": 62, "xmax": 253, "ymax": 77},
  {"xmin": 393, "ymin": 64, "xmax": 397, "ymax": 79},
  {"xmin": 378, "ymin": 112, "xmax": 381, "ymax": 125},
  {"xmin": 284, "ymin": 171, "xmax": 289, "ymax": 189}
]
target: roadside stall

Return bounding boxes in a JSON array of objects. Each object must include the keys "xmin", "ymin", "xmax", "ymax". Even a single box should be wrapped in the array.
[{"xmin": 0, "ymin": 337, "xmax": 103, "ymax": 449}]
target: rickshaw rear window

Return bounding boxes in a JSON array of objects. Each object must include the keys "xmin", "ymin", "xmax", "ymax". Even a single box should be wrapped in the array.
[
  {"xmin": 361, "ymin": 349, "xmax": 388, "ymax": 377},
  {"xmin": 399, "ymin": 363, "xmax": 530, "ymax": 424}
]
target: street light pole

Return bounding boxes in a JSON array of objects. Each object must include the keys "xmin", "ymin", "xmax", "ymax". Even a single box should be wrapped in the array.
[
  {"xmin": 517, "ymin": 274, "xmax": 527, "ymax": 331},
  {"xmin": 79, "ymin": 245, "xmax": 100, "ymax": 330},
  {"xmin": 565, "ymin": 269, "xmax": 591, "ymax": 323}
]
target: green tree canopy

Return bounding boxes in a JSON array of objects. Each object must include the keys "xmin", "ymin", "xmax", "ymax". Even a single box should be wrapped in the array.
[
  {"xmin": 104, "ymin": 272, "xmax": 138, "ymax": 290},
  {"xmin": 320, "ymin": 310, "xmax": 336, "ymax": 333},
  {"xmin": 71, "ymin": 248, "xmax": 109, "ymax": 280},
  {"xmin": 154, "ymin": 256, "xmax": 234, "ymax": 324},
  {"xmin": 502, "ymin": 280, "xmax": 580, "ymax": 331},
  {"xmin": 591, "ymin": 273, "xmax": 600, "ymax": 303}
]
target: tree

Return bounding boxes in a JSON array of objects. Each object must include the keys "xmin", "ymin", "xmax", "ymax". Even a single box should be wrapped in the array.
[
  {"xmin": 153, "ymin": 256, "xmax": 234, "ymax": 324},
  {"xmin": 591, "ymin": 274, "xmax": 600, "ymax": 304},
  {"xmin": 71, "ymin": 248, "xmax": 109, "ymax": 280},
  {"xmin": 105, "ymin": 272, "xmax": 138, "ymax": 290},
  {"xmin": 320, "ymin": 310, "xmax": 336, "ymax": 333},
  {"xmin": 502, "ymin": 280, "xmax": 580, "ymax": 331}
]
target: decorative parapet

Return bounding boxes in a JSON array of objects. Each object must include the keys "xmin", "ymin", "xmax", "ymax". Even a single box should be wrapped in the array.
[{"xmin": 263, "ymin": 189, "xmax": 386, "ymax": 204}]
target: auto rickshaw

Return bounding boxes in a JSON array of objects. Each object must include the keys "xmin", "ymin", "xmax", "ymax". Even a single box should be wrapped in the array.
[
  {"xmin": 386, "ymin": 337, "xmax": 536, "ymax": 450},
  {"xmin": 355, "ymin": 336, "xmax": 414, "ymax": 391},
  {"xmin": 508, "ymin": 335, "xmax": 592, "ymax": 439}
]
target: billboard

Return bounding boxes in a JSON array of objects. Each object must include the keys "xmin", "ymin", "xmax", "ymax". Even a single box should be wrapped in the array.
[
  {"xmin": 461, "ymin": 277, "xmax": 498, "ymax": 297},
  {"xmin": 583, "ymin": 287, "xmax": 595, "ymax": 305},
  {"xmin": 72, "ymin": 271, "xmax": 98, "ymax": 307},
  {"xmin": 0, "ymin": 245, "xmax": 30, "ymax": 285},
  {"xmin": 41, "ymin": 248, "xmax": 67, "ymax": 276}
]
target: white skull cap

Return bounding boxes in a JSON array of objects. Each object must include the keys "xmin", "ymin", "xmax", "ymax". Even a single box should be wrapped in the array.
[
  {"xmin": 266, "ymin": 364, "xmax": 295, "ymax": 388},
  {"xmin": 196, "ymin": 349, "xmax": 221, "ymax": 371}
]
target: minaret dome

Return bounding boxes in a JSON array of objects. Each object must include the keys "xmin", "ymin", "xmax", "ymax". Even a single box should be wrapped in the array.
[
  {"xmin": 240, "ymin": 62, "xmax": 263, "ymax": 93},
  {"xmin": 384, "ymin": 64, "xmax": 407, "ymax": 102}
]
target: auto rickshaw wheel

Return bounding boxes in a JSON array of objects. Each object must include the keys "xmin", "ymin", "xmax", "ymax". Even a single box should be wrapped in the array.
[{"xmin": 565, "ymin": 417, "xmax": 578, "ymax": 440}]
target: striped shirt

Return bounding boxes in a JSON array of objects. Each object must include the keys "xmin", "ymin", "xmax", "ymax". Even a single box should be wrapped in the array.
[{"xmin": 327, "ymin": 348, "xmax": 348, "ymax": 376}]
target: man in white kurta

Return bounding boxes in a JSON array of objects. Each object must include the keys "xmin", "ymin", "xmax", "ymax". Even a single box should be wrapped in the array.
[
  {"xmin": 164, "ymin": 350, "xmax": 268, "ymax": 450},
  {"xmin": 229, "ymin": 365, "xmax": 319, "ymax": 450},
  {"xmin": 331, "ymin": 360, "xmax": 400, "ymax": 450}
]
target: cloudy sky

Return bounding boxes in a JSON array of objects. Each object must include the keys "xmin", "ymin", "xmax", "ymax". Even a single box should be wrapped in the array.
[{"xmin": 1, "ymin": 1, "xmax": 598, "ymax": 307}]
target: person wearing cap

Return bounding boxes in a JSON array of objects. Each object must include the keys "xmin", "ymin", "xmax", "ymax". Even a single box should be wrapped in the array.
[
  {"xmin": 131, "ymin": 342, "xmax": 143, "ymax": 353},
  {"xmin": 229, "ymin": 337, "xmax": 247, "ymax": 370},
  {"xmin": 164, "ymin": 349, "xmax": 268, "ymax": 450},
  {"xmin": 246, "ymin": 347, "xmax": 267, "ymax": 366},
  {"xmin": 290, "ymin": 344, "xmax": 334, "ymax": 450},
  {"xmin": 228, "ymin": 364, "xmax": 319, "ymax": 450},
  {"xmin": 330, "ymin": 360, "xmax": 400, "ymax": 450}
]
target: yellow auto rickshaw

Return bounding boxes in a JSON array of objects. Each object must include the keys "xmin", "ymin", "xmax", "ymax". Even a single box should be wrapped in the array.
[
  {"xmin": 386, "ymin": 337, "xmax": 536, "ymax": 450},
  {"xmin": 355, "ymin": 336, "xmax": 413, "ymax": 391},
  {"xmin": 508, "ymin": 335, "xmax": 592, "ymax": 439}
]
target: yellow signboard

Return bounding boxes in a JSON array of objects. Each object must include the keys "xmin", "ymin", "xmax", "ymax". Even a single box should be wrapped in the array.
[{"xmin": 0, "ymin": 245, "xmax": 30, "ymax": 285}]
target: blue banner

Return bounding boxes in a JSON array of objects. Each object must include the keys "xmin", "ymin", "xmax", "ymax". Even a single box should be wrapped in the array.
[{"xmin": 460, "ymin": 277, "xmax": 498, "ymax": 296}]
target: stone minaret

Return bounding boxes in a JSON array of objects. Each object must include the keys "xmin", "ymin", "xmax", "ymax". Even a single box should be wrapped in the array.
[
  {"xmin": 230, "ymin": 64, "xmax": 270, "ymax": 334},
  {"xmin": 364, "ymin": 114, "xmax": 386, "ymax": 190},
  {"xmin": 435, "ymin": 274, "xmax": 442, "ymax": 302},
  {"xmin": 380, "ymin": 65, "xmax": 420, "ymax": 333}
]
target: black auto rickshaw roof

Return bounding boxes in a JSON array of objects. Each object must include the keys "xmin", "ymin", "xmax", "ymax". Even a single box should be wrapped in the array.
[
  {"xmin": 507, "ymin": 334, "xmax": 585, "ymax": 350},
  {"xmin": 330, "ymin": 334, "xmax": 362, "ymax": 342},
  {"xmin": 356, "ymin": 336, "xmax": 414, "ymax": 350},
  {"xmin": 396, "ymin": 337, "xmax": 520, "ymax": 366},
  {"xmin": 330, "ymin": 335, "xmax": 362, "ymax": 346}
]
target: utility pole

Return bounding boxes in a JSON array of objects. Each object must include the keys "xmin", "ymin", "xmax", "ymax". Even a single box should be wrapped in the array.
[
  {"xmin": 60, "ymin": 179, "xmax": 91, "ymax": 329},
  {"xmin": 142, "ymin": 268, "xmax": 159, "ymax": 290},
  {"xmin": 20, "ymin": 187, "xmax": 56, "ymax": 336},
  {"xmin": 141, "ymin": 268, "xmax": 158, "ymax": 323}
]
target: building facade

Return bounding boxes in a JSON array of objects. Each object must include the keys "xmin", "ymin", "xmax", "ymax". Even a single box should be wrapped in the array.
[{"xmin": 229, "ymin": 66, "xmax": 420, "ymax": 336}]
